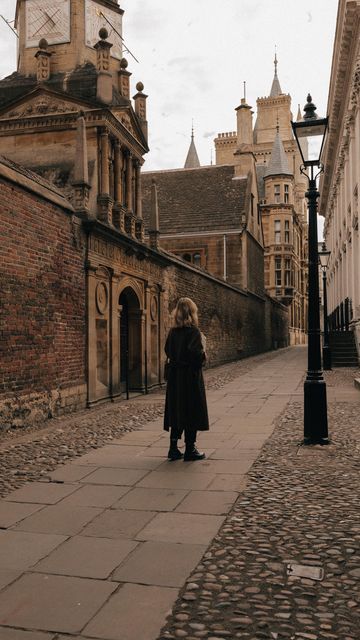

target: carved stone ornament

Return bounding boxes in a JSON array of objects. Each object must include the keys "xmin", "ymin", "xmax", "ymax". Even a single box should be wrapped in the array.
[
  {"xmin": 7, "ymin": 97, "xmax": 79, "ymax": 119},
  {"xmin": 350, "ymin": 58, "xmax": 360, "ymax": 108},
  {"xmin": 150, "ymin": 295, "xmax": 158, "ymax": 321},
  {"xmin": 113, "ymin": 110, "xmax": 135, "ymax": 136},
  {"xmin": 96, "ymin": 281, "xmax": 108, "ymax": 314}
]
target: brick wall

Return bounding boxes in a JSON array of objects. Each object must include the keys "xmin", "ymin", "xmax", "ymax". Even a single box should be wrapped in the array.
[{"xmin": 0, "ymin": 177, "xmax": 87, "ymax": 428}]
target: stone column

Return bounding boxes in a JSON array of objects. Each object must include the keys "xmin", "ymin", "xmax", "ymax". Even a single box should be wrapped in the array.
[
  {"xmin": 135, "ymin": 161, "xmax": 144, "ymax": 241},
  {"xmin": 111, "ymin": 276, "xmax": 121, "ymax": 397},
  {"xmin": 126, "ymin": 153, "xmax": 133, "ymax": 212},
  {"xmin": 87, "ymin": 265, "xmax": 98, "ymax": 404},
  {"xmin": 97, "ymin": 128, "xmax": 113, "ymax": 224},
  {"xmin": 113, "ymin": 141, "xmax": 125, "ymax": 231},
  {"xmin": 125, "ymin": 152, "xmax": 135, "ymax": 238},
  {"xmin": 72, "ymin": 112, "xmax": 91, "ymax": 216}
]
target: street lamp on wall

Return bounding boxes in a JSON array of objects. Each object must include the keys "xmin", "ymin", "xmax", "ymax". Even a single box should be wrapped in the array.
[
  {"xmin": 291, "ymin": 94, "xmax": 329, "ymax": 445},
  {"xmin": 319, "ymin": 242, "xmax": 332, "ymax": 370}
]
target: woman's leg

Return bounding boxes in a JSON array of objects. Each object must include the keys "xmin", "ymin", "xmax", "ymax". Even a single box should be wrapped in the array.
[
  {"xmin": 184, "ymin": 428, "xmax": 205, "ymax": 461},
  {"xmin": 168, "ymin": 428, "xmax": 183, "ymax": 460}
]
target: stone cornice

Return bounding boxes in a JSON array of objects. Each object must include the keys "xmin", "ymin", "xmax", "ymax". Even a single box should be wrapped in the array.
[
  {"xmin": 320, "ymin": 0, "xmax": 360, "ymax": 225},
  {"xmin": 0, "ymin": 107, "xmax": 148, "ymax": 159}
]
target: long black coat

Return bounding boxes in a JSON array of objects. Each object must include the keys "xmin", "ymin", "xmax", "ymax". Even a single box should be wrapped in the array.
[{"xmin": 163, "ymin": 326, "xmax": 209, "ymax": 435}]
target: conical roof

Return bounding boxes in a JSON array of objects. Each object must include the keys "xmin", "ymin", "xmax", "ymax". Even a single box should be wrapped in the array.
[
  {"xmin": 184, "ymin": 127, "xmax": 200, "ymax": 168},
  {"xmin": 265, "ymin": 128, "xmax": 292, "ymax": 177},
  {"xmin": 270, "ymin": 53, "xmax": 282, "ymax": 97}
]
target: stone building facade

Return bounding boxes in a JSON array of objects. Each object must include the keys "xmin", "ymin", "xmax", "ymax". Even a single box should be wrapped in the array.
[
  {"xmin": 0, "ymin": 0, "xmax": 289, "ymax": 428},
  {"xmin": 214, "ymin": 61, "xmax": 308, "ymax": 345},
  {"xmin": 141, "ymin": 163, "xmax": 264, "ymax": 296},
  {"xmin": 320, "ymin": 0, "xmax": 360, "ymax": 359}
]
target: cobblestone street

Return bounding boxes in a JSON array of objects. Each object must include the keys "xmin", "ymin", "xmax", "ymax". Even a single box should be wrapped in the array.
[{"xmin": 0, "ymin": 347, "xmax": 359, "ymax": 640}]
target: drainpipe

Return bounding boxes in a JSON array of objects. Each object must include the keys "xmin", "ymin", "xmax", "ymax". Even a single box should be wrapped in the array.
[{"xmin": 223, "ymin": 234, "xmax": 227, "ymax": 281}]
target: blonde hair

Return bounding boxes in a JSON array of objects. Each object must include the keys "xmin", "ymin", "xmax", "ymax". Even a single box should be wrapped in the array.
[{"xmin": 173, "ymin": 297, "xmax": 199, "ymax": 328}]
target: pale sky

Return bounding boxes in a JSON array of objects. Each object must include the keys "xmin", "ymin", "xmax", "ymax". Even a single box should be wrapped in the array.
[{"xmin": 0, "ymin": 0, "xmax": 339, "ymax": 174}]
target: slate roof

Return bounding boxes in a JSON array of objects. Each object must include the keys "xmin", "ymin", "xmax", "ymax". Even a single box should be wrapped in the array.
[
  {"xmin": 265, "ymin": 129, "xmax": 292, "ymax": 177},
  {"xmin": 141, "ymin": 165, "xmax": 248, "ymax": 234}
]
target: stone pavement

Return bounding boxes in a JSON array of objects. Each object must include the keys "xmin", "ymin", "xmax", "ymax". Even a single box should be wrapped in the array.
[{"xmin": 0, "ymin": 347, "xmax": 358, "ymax": 640}]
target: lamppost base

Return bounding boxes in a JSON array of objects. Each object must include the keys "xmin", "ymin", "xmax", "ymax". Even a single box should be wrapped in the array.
[
  {"xmin": 304, "ymin": 378, "xmax": 329, "ymax": 444},
  {"xmin": 322, "ymin": 345, "xmax": 332, "ymax": 370}
]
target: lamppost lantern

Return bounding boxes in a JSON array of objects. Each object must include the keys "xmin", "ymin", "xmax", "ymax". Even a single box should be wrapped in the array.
[
  {"xmin": 291, "ymin": 95, "xmax": 329, "ymax": 169},
  {"xmin": 319, "ymin": 242, "xmax": 331, "ymax": 270},
  {"xmin": 319, "ymin": 242, "xmax": 332, "ymax": 371},
  {"xmin": 291, "ymin": 96, "xmax": 330, "ymax": 445}
]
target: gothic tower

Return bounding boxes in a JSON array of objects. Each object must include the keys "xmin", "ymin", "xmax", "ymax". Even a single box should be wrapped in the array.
[
  {"xmin": 213, "ymin": 55, "xmax": 308, "ymax": 345},
  {"xmin": 0, "ymin": 0, "xmax": 149, "ymax": 235}
]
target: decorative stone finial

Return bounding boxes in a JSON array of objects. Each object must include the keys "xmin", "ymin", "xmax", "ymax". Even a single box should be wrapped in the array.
[
  {"xmin": 38, "ymin": 38, "xmax": 48, "ymax": 50},
  {"xmin": 120, "ymin": 57, "xmax": 128, "ymax": 69},
  {"xmin": 136, "ymin": 81, "xmax": 144, "ymax": 92},
  {"xmin": 99, "ymin": 27, "xmax": 108, "ymax": 40}
]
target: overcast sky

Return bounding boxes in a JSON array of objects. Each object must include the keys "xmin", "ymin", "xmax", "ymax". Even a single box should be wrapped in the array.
[{"xmin": 0, "ymin": 0, "xmax": 338, "ymax": 173}]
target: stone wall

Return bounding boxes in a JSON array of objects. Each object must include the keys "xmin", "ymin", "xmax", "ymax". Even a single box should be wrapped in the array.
[
  {"xmin": 163, "ymin": 258, "xmax": 288, "ymax": 367},
  {"xmin": 0, "ymin": 176, "xmax": 87, "ymax": 428}
]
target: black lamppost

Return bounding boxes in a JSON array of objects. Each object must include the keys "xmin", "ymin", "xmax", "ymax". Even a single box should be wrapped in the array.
[
  {"xmin": 291, "ymin": 94, "xmax": 329, "ymax": 445},
  {"xmin": 319, "ymin": 242, "xmax": 332, "ymax": 370}
]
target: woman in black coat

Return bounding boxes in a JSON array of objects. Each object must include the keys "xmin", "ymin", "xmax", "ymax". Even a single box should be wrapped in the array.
[{"xmin": 164, "ymin": 297, "xmax": 209, "ymax": 461}]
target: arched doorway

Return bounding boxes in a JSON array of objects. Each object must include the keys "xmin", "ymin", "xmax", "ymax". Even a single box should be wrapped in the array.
[{"xmin": 119, "ymin": 287, "xmax": 143, "ymax": 394}]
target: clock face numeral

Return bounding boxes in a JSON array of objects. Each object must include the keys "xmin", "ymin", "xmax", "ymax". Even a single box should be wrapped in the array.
[
  {"xmin": 25, "ymin": 0, "xmax": 70, "ymax": 48},
  {"xmin": 85, "ymin": 0, "xmax": 122, "ymax": 60}
]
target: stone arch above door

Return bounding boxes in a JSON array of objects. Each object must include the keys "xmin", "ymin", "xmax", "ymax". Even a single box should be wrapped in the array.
[{"xmin": 117, "ymin": 276, "xmax": 144, "ymax": 309}]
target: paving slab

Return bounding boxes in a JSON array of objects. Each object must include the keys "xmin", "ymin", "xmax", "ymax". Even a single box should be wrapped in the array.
[
  {"xmin": 112, "ymin": 540, "xmax": 207, "ymax": 587},
  {"xmin": 136, "ymin": 470, "xmax": 215, "ymax": 490},
  {"xmin": 0, "ymin": 501, "xmax": 44, "ymax": 528},
  {"xmin": 83, "ymin": 583, "xmax": 178, "ymax": 640},
  {"xmin": 60, "ymin": 484, "xmax": 131, "ymax": 508},
  {"xmin": 75, "ymin": 445, "xmax": 147, "ymax": 463},
  {"xmin": 207, "ymin": 473, "xmax": 248, "ymax": 491},
  {"xmin": 0, "ymin": 571, "xmax": 22, "ymax": 592},
  {"xmin": 80, "ymin": 467, "xmax": 148, "ymax": 486},
  {"xmin": 81, "ymin": 508, "xmax": 156, "ymax": 539},
  {"xmin": 4, "ymin": 482, "xmax": 79, "ymax": 504},
  {"xmin": 0, "ymin": 530, "xmax": 66, "ymax": 570},
  {"xmin": 0, "ymin": 573, "xmax": 117, "ymax": 633},
  {"xmin": 33, "ymin": 535, "xmax": 138, "ymax": 579},
  {"xmin": 0, "ymin": 630, "xmax": 55, "ymax": 640},
  {"xmin": 49, "ymin": 465, "xmax": 96, "ymax": 483},
  {"xmin": 209, "ymin": 447, "xmax": 259, "ymax": 460},
  {"xmin": 175, "ymin": 489, "xmax": 239, "ymax": 514},
  {"xmin": 112, "ymin": 487, "xmax": 188, "ymax": 511},
  {"xmin": 136, "ymin": 512, "xmax": 225, "ymax": 544},
  {"xmin": 167, "ymin": 458, "xmax": 254, "ymax": 475},
  {"xmin": 12, "ymin": 504, "xmax": 102, "ymax": 536}
]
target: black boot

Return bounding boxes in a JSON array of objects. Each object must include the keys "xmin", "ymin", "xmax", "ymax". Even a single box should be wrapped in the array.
[
  {"xmin": 184, "ymin": 442, "xmax": 205, "ymax": 461},
  {"xmin": 168, "ymin": 438, "xmax": 183, "ymax": 461}
]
